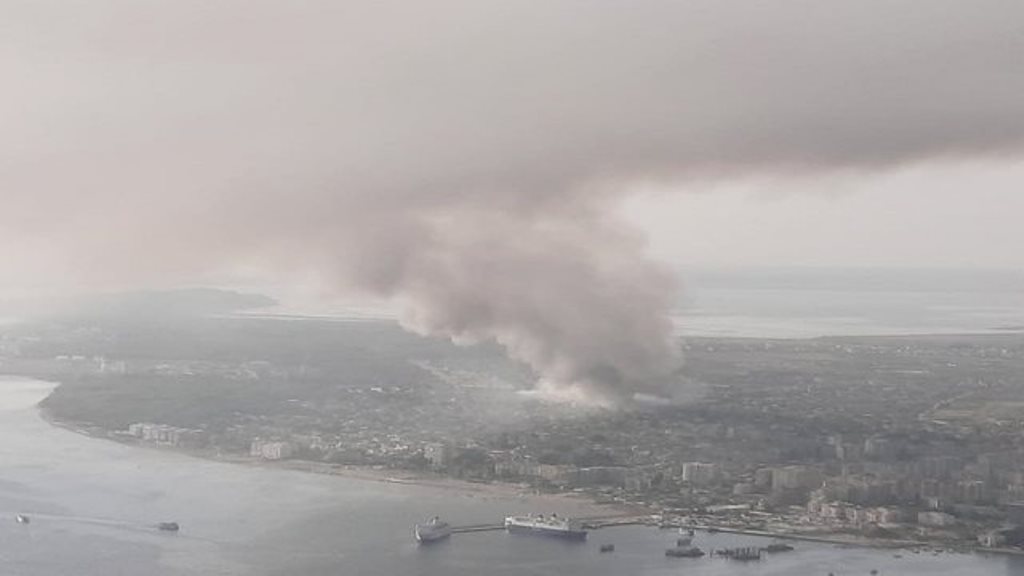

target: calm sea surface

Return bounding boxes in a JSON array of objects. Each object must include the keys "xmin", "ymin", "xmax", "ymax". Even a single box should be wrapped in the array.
[
  {"xmin": 0, "ymin": 377, "xmax": 1021, "ymax": 575},
  {"xmin": 672, "ymin": 268, "xmax": 1024, "ymax": 338}
]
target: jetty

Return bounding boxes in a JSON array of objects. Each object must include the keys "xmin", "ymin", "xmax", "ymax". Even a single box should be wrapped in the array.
[{"xmin": 435, "ymin": 513, "xmax": 642, "ymax": 536}]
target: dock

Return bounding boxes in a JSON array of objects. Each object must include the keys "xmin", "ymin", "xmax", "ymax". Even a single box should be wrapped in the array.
[
  {"xmin": 445, "ymin": 514, "xmax": 644, "ymax": 536},
  {"xmin": 450, "ymin": 523, "xmax": 504, "ymax": 534},
  {"xmin": 442, "ymin": 510, "xmax": 647, "ymax": 532}
]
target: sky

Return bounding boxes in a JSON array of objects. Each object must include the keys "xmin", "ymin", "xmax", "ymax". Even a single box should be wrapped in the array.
[
  {"xmin": 622, "ymin": 160, "xmax": 1024, "ymax": 270},
  {"xmin": 2, "ymin": 0, "xmax": 1024, "ymax": 395},
  {"xmin": 2, "ymin": 0, "xmax": 1023, "ymax": 291}
]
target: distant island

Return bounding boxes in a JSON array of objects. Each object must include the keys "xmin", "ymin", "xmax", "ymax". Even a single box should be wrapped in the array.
[{"xmin": 71, "ymin": 288, "xmax": 277, "ymax": 318}]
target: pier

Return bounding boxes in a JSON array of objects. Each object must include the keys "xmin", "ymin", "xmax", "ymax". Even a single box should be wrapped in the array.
[
  {"xmin": 445, "ymin": 514, "xmax": 645, "ymax": 536},
  {"xmin": 450, "ymin": 523, "xmax": 504, "ymax": 534}
]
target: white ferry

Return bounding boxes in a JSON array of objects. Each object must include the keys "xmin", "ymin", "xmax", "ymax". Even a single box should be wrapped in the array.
[
  {"xmin": 504, "ymin": 514, "xmax": 587, "ymax": 540},
  {"xmin": 414, "ymin": 516, "xmax": 452, "ymax": 544}
]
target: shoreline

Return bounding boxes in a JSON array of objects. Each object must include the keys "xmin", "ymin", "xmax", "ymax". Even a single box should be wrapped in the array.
[
  {"xmin": 36, "ymin": 405, "xmax": 636, "ymax": 521},
  {"xmin": 14, "ymin": 374, "xmax": 1018, "ymax": 557},
  {"xmin": 33, "ymin": 410, "xmax": 962, "ymax": 553},
  {"xmin": 8, "ymin": 373, "xmax": 636, "ymax": 519}
]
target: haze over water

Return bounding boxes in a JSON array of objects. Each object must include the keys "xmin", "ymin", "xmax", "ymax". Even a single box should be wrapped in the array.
[{"xmin": 673, "ymin": 268, "xmax": 1024, "ymax": 339}]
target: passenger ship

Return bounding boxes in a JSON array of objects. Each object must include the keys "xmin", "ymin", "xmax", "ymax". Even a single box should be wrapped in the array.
[
  {"xmin": 414, "ymin": 516, "xmax": 452, "ymax": 543},
  {"xmin": 504, "ymin": 514, "xmax": 587, "ymax": 540}
]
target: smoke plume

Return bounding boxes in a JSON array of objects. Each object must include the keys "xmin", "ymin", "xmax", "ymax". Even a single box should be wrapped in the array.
[{"xmin": 2, "ymin": 0, "xmax": 1024, "ymax": 399}]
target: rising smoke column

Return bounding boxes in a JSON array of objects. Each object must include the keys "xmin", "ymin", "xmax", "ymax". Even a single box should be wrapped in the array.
[
  {"xmin": 382, "ymin": 206, "xmax": 679, "ymax": 401},
  {"xmin": 2, "ymin": 0, "xmax": 1024, "ymax": 400}
]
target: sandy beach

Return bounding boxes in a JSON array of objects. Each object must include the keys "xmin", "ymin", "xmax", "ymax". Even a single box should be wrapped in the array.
[
  {"xmin": 206, "ymin": 452, "xmax": 639, "ymax": 518},
  {"xmin": 35, "ymin": 386, "xmax": 635, "ymax": 521}
]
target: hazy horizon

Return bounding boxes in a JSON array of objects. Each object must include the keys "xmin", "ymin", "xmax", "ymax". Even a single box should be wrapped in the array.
[{"xmin": 5, "ymin": 0, "xmax": 1024, "ymax": 396}]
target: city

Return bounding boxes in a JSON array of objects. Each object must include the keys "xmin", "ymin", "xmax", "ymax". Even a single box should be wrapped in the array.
[{"xmin": 5, "ymin": 311, "xmax": 1024, "ymax": 553}]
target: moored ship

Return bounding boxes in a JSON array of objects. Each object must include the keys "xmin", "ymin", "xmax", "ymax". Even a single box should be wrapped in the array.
[
  {"xmin": 504, "ymin": 514, "xmax": 587, "ymax": 540},
  {"xmin": 762, "ymin": 542, "xmax": 795, "ymax": 553},
  {"xmin": 716, "ymin": 546, "xmax": 762, "ymax": 561},
  {"xmin": 665, "ymin": 545, "xmax": 705, "ymax": 558},
  {"xmin": 415, "ymin": 516, "xmax": 452, "ymax": 544}
]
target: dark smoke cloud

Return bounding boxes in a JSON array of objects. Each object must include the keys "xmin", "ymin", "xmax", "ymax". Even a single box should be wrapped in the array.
[{"xmin": 2, "ymin": 0, "xmax": 1023, "ymax": 399}]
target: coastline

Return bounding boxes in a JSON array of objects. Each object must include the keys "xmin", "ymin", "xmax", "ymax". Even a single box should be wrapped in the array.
[
  {"xmin": 31, "ymin": 407, "xmax": 949, "ymax": 553},
  {"xmin": 202, "ymin": 452, "xmax": 640, "ymax": 518},
  {"xmin": 32, "ymin": 385, "xmax": 634, "ymax": 520},
  {"xmin": 15, "ymin": 374, "xmax": 1014, "ymax": 557}
]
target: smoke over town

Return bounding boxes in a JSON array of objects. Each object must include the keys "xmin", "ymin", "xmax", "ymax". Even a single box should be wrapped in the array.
[{"xmin": 3, "ymin": 1, "xmax": 1024, "ymax": 399}]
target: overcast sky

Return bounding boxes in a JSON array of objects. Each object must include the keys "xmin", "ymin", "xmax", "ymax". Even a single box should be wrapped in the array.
[
  {"xmin": 623, "ymin": 159, "xmax": 1024, "ymax": 270},
  {"xmin": 5, "ymin": 1, "xmax": 1024, "ymax": 280},
  {"xmin": 3, "ymin": 0, "xmax": 1024, "ymax": 295},
  {"xmin": 5, "ymin": 0, "xmax": 1024, "ymax": 393}
]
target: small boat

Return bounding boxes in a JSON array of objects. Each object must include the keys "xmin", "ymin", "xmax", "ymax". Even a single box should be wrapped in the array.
[
  {"xmin": 16, "ymin": 514, "xmax": 30, "ymax": 524},
  {"xmin": 666, "ymin": 545, "xmax": 705, "ymax": 558},
  {"xmin": 716, "ymin": 547, "xmax": 761, "ymax": 561},
  {"xmin": 415, "ymin": 516, "xmax": 452, "ymax": 544},
  {"xmin": 157, "ymin": 522, "xmax": 180, "ymax": 532},
  {"xmin": 599, "ymin": 544, "xmax": 615, "ymax": 553},
  {"xmin": 762, "ymin": 543, "xmax": 795, "ymax": 553}
]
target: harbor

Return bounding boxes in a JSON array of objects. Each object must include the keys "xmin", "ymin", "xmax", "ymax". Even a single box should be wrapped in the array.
[
  {"xmin": 415, "ymin": 512, "xmax": 879, "ymax": 564},
  {"xmin": 417, "ymin": 512, "xmax": 999, "ymax": 559}
]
